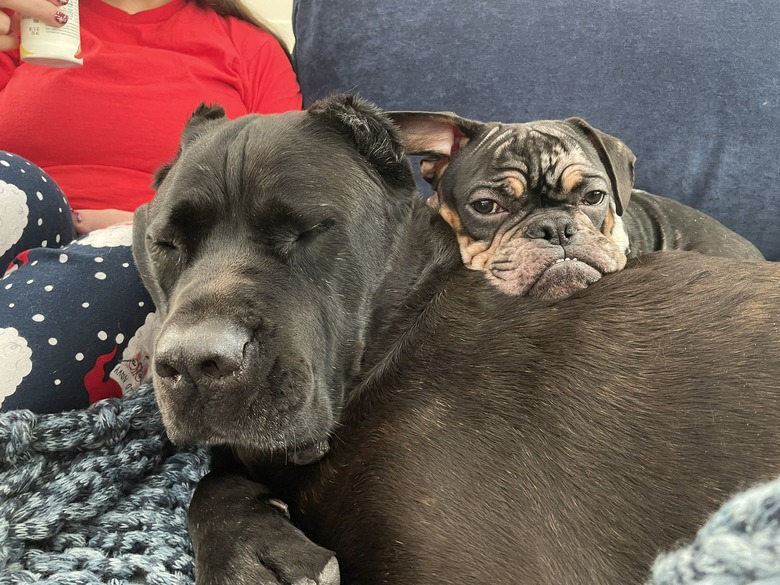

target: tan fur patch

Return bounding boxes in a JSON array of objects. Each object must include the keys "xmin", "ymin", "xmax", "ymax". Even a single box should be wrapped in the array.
[
  {"xmin": 561, "ymin": 166, "xmax": 584, "ymax": 193},
  {"xmin": 439, "ymin": 204, "xmax": 496, "ymax": 269},
  {"xmin": 503, "ymin": 176, "xmax": 526, "ymax": 198},
  {"xmin": 438, "ymin": 204, "xmax": 464, "ymax": 235},
  {"xmin": 420, "ymin": 160, "xmax": 438, "ymax": 182},
  {"xmin": 602, "ymin": 206, "xmax": 615, "ymax": 239}
]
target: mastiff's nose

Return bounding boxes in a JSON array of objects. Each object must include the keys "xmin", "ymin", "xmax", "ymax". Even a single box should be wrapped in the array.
[{"xmin": 154, "ymin": 320, "xmax": 251, "ymax": 386}]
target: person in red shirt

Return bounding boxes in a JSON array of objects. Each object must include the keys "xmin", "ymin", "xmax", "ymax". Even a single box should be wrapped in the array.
[{"xmin": 0, "ymin": 0, "xmax": 302, "ymax": 412}]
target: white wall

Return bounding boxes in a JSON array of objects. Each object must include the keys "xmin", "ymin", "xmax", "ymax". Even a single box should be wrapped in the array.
[{"xmin": 245, "ymin": 0, "xmax": 295, "ymax": 50}]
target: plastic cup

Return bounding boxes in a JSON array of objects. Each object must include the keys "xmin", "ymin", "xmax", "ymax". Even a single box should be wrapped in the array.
[{"xmin": 20, "ymin": 0, "xmax": 83, "ymax": 68}]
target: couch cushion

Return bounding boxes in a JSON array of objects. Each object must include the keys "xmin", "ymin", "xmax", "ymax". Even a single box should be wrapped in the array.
[{"xmin": 292, "ymin": 0, "xmax": 780, "ymax": 259}]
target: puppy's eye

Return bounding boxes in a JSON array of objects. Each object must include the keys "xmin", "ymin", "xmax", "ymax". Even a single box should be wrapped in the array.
[
  {"xmin": 471, "ymin": 199, "xmax": 506, "ymax": 215},
  {"xmin": 581, "ymin": 190, "xmax": 606, "ymax": 206}
]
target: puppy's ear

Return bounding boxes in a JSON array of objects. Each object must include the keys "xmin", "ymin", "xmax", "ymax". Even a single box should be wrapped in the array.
[
  {"xmin": 387, "ymin": 111, "xmax": 482, "ymax": 189},
  {"xmin": 152, "ymin": 103, "xmax": 229, "ymax": 191},
  {"xmin": 565, "ymin": 118, "xmax": 636, "ymax": 216},
  {"xmin": 132, "ymin": 202, "xmax": 168, "ymax": 316},
  {"xmin": 309, "ymin": 94, "xmax": 414, "ymax": 190}
]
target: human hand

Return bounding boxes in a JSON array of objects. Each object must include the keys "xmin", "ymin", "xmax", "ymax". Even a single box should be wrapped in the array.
[
  {"xmin": 73, "ymin": 209, "xmax": 135, "ymax": 235},
  {"xmin": 1, "ymin": 0, "xmax": 69, "ymax": 53}
]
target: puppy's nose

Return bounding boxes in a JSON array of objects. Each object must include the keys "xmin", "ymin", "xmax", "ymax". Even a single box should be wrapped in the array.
[
  {"xmin": 154, "ymin": 321, "xmax": 251, "ymax": 385},
  {"xmin": 525, "ymin": 216, "xmax": 577, "ymax": 246}
]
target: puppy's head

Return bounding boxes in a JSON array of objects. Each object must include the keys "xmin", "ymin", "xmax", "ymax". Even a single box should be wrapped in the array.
[
  {"xmin": 133, "ymin": 96, "xmax": 415, "ymax": 463},
  {"xmin": 389, "ymin": 111, "xmax": 635, "ymax": 299}
]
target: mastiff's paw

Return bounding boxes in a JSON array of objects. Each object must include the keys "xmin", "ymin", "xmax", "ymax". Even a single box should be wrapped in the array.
[{"xmin": 190, "ymin": 473, "xmax": 340, "ymax": 585}]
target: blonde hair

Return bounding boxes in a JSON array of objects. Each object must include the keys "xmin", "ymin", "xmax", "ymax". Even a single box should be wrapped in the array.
[{"xmin": 191, "ymin": 0, "xmax": 290, "ymax": 54}]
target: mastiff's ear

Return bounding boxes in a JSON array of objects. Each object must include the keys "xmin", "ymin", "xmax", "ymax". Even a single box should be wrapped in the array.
[
  {"xmin": 132, "ymin": 202, "xmax": 168, "ymax": 316},
  {"xmin": 387, "ymin": 111, "xmax": 484, "ymax": 190},
  {"xmin": 308, "ymin": 94, "xmax": 415, "ymax": 190},
  {"xmin": 564, "ymin": 118, "xmax": 636, "ymax": 216},
  {"xmin": 153, "ymin": 103, "xmax": 229, "ymax": 189}
]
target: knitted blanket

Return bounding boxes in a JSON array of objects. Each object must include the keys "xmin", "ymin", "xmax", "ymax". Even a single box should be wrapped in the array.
[
  {"xmin": 0, "ymin": 383, "xmax": 777, "ymax": 584},
  {"xmin": 0, "ymin": 383, "xmax": 209, "ymax": 584},
  {"xmin": 649, "ymin": 476, "xmax": 780, "ymax": 585}
]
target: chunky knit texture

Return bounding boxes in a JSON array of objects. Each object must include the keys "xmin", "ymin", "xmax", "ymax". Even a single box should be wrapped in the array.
[
  {"xmin": 0, "ymin": 382, "xmax": 777, "ymax": 584},
  {"xmin": 650, "ymin": 476, "xmax": 780, "ymax": 585},
  {"xmin": 0, "ymin": 383, "xmax": 209, "ymax": 584}
]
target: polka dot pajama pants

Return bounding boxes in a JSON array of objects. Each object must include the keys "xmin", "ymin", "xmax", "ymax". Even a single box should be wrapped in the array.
[{"xmin": 1, "ymin": 151, "xmax": 157, "ymax": 414}]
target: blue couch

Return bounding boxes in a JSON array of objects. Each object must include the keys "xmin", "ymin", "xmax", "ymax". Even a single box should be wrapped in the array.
[{"xmin": 292, "ymin": 0, "xmax": 780, "ymax": 260}]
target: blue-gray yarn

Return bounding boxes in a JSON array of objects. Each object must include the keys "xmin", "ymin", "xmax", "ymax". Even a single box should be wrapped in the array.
[
  {"xmin": 0, "ymin": 383, "xmax": 210, "ymax": 585},
  {"xmin": 1, "ymin": 383, "xmax": 778, "ymax": 584},
  {"xmin": 650, "ymin": 475, "xmax": 780, "ymax": 585}
]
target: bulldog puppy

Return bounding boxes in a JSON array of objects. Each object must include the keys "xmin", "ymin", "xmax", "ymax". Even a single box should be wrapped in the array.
[{"xmin": 389, "ymin": 112, "xmax": 764, "ymax": 299}]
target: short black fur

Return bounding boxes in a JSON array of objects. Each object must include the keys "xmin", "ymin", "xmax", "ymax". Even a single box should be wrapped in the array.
[{"xmin": 133, "ymin": 95, "xmax": 780, "ymax": 585}]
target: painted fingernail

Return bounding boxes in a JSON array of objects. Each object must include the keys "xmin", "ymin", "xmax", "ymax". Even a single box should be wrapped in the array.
[
  {"xmin": 58, "ymin": 0, "xmax": 69, "ymax": 5},
  {"xmin": 54, "ymin": 11, "xmax": 68, "ymax": 24}
]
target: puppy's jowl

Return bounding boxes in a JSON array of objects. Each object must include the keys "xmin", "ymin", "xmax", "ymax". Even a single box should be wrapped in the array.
[
  {"xmin": 134, "ymin": 95, "xmax": 780, "ymax": 585},
  {"xmin": 390, "ymin": 111, "xmax": 764, "ymax": 299}
]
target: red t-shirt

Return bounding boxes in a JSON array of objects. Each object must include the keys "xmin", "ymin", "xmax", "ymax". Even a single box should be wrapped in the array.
[{"xmin": 0, "ymin": 0, "xmax": 302, "ymax": 211}]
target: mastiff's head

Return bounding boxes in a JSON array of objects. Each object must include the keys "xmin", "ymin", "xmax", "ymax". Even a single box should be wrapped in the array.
[{"xmin": 133, "ymin": 96, "xmax": 416, "ymax": 464}]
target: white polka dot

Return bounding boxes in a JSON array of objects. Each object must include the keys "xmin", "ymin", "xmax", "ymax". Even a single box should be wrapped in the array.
[
  {"xmin": 98, "ymin": 331, "xmax": 108, "ymax": 341},
  {"xmin": 31, "ymin": 260, "xmax": 38, "ymax": 266},
  {"xmin": 0, "ymin": 160, "xmax": 9, "ymax": 167},
  {"xmin": 26, "ymin": 279, "xmax": 34, "ymax": 285},
  {"xmin": 95, "ymin": 272, "xmax": 107, "ymax": 280},
  {"xmin": 82, "ymin": 302, "xmax": 90, "ymax": 308},
  {"xmin": 41, "ymin": 175, "xmax": 48, "ymax": 183},
  {"xmin": 122, "ymin": 263, "xmax": 130, "ymax": 268},
  {"xmin": 75, "ymin": 353, "xmax": 84, "ymax": 361},
  {"xmin": 4, "ymin": 283, "xmax": 11, "ymax": 290},
  {"xmin": 37, "ymin": 218, "xmax": 43, "ymax": 226},
  {"xmin": 55, "ymin": 234, "xmax": 61, "ymax": 243},
  {"xmin": 48, "ymin": 338, "xmax": 58, "ymax": 346},
  {"xmin": 20, "ymin": 168, "xmax": 25, "ymax": 174},
  {"xmin": 44, "ymin": 285, "xmax": 53, "ymax": 292},
  {"xmin": 41, "ymin": 241, "xmax": 47, "ymax": 247},
  {"xmin": 59, "ymin": 254, "xmax": 68, "ymax": 263},
  {"xmin": 138, "ymin": 301, "xmax": 145, "ymax": 307},
  {"xmin": 32, "ymin": 314, "xmax": 44, "ymax": 322},
  {"xmin": 115, "ymin": 333, "xmax": 125, "ymax": 344},
  {"xmin": 94, "ymin": 257, "xmax": 104, "ymax": 263},
  {"xmin": 36, "ymin": 191, "xmax": 43, "ymax": 201},
  {"xmin": 0, "ymin": 183, "xmax": 30, "ymax": 255},
  {"xmin": 0, "ymin": 328, "xmax": 33, "ymax": 399},
  {"xmin": 54, "ymin": 379, "xmax": 61, "ymax": 386},
  {"xmin": 8, "ymin": 303, "xmax": 14, "ymax": 308}
]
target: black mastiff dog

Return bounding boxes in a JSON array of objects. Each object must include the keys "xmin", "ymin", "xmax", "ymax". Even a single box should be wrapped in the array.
[{"xmin": 133, "ymin": 95, "xmax": 780, "ymax": 585}]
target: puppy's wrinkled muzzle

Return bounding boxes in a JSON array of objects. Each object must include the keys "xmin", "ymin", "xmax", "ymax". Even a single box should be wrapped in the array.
[{"xmin": 154, "ymin": 320, "xmax": 251, "ymax": 389}]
